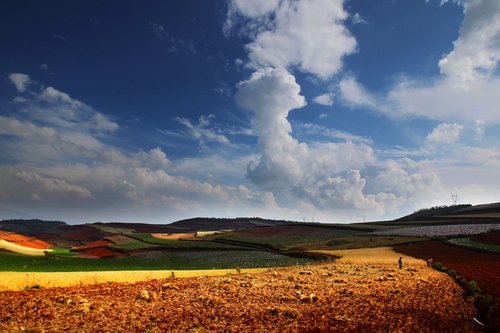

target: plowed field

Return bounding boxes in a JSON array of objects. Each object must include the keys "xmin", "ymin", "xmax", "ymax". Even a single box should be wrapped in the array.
[
  {"xmin": 0, "ymin": 261, "xmax": 480, "ymax": 332},
  {"xmin": 470, "ymin": 232, "xmax": 500, "ymax": 246},
  {"xmin": 395, "ymin": 242, "xmax": 500, "ymax": 302}
]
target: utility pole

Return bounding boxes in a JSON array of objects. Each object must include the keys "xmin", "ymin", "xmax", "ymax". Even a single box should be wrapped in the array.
[{"xmin": 451, "ymin": 193, "xmax": 458, "ymax": 205}]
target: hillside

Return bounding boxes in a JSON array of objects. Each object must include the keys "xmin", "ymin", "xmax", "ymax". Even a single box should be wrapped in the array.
[{"xmin": 1, "ymin": 202, "xmax": 499, "ymax": 251}]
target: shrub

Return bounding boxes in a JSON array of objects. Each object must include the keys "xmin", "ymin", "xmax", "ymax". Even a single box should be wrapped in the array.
[
  {"xmin": 23, "ymin": 284, "xmax": 41, "ymax": 291},
  {"xmin": 468, "ymin": 281, "xmax": 479, "ymax": 295},
  {"xmin": 448, "ymin": 270, "xmax": 457, "ymax": 277},
  {"xmin": 432, "ymin": 262, "xmax": 447, "ymax": 272}
]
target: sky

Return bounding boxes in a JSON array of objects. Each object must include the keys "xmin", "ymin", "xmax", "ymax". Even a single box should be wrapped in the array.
[{"xmin": 1, "ymin": 0, "xmax": 500, "ymax": 225}]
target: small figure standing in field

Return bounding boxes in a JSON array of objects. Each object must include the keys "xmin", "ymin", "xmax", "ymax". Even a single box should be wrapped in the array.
[
  {"xmin": 398, "ymin": 257, "xmax": 403, "ymax": 269},
  {"xmin": 427, "ymin": 258, "xmax": 433, "ymax": 267}
]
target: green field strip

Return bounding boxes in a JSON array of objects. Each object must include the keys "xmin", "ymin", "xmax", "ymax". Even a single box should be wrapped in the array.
[
  {"xmin": 123, "ymin": 233, "xmax": 250, "ymax": 249},
  {"xmin": 448, "ymin": 238, "xmax": 500, "ymax": 252},
  {"xmin": 0, "ymin": 249, "xmax": 313, "ymax": 272}
]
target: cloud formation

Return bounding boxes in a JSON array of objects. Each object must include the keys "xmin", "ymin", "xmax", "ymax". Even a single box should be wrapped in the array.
[
  {"xmin": 233, "ymin": 68, "xmax": 446, "ymax": 220},
  {"xmin": 313, "ymin": 93, "xmax": 334, "ymax": 106},
  {"xmin": 226, "ymin": 0, "xmax": 357, "ymax": 78},
  {"xmin": 1, "ymin": 74, "xmax": 286, "ymax": 222},
  {"xmin": 426, "ymin": 123, "xmax": 463, "ymax": 144},
  {"xmin": 439, "ymin": 0, "xmax": 500, "ymax": 86}
]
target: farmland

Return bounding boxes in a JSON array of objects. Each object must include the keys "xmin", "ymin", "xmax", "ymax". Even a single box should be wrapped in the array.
[
  {"xmin": 396, "ymin": 241, "xmax": 500, "ymax": 307},
  {"xmin": 1, "ymin": 203, "xmax": 500, "ymax": 331},
  {"xmin": 0, "ymin": 248, "xmax": 481, "ymax": 332}
]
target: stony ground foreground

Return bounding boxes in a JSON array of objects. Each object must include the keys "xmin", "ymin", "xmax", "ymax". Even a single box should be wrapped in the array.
[{"xmin": 0, "ymin": 262, "xmax": 480, "ymax": 332}]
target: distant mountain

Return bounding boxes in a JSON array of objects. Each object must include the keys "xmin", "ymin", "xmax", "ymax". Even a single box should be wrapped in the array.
[{"xmin": 0, "ymin": 219, "xmax": 66, "ymax": 234}]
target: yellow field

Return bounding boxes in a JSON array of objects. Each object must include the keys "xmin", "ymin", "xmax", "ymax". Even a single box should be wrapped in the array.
[
  {"xmin": 0, "ymin": 240, "xmax": 53, "ymax": 257},
  {"xmin": 0, "ymin": 267, "xmax": 271, "ymax": 291},
  {"xmin": 313, "ymin": 246, "xmax": 427, "ymax": 267}
]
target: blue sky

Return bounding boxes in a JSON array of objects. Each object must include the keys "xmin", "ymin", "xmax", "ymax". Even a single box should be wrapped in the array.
[{"xmin": 1, "ymin": 0, "xmax": 500, "ymax": 224}]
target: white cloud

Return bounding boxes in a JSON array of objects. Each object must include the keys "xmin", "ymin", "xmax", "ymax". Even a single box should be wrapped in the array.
[
  {"xmin": 92, "ymin": 113, "xmax": 119, "ymax": 132},
  {"xmin": 0, "ymin": 116, "xmax": 58, "ymax": 143},
  {"xmin": 438, "ymin": 0, "xmax": 500, "ymax": 86},
  {"xmin": 236, "ymin": 68, "xmax": 307, "ymax": 189},
  {"xmin": 0, "ymin": 166, "xmax": 92, "ymax": 202},
  {"xmin": 38, "ymin": 86, "xmax": 84, "ymax": 109},
  {"xmin": 475, "ymin": 120, "xmax": 485, "ymax": 140},
  {"xmin": 426, "ymin": 123, "xmax": 464, "ymax": 144},
  {"xmin": 135, "ymin": 147, "xmax": 172, "ymax": 171},
  {"xmin": 339, "ymin": 76, "xmax": 377, "ymax": 108},
  {"xmin": 226, "ymin": 0, "xmax": 357, "ymax": 79},
  {"xmin": 7, "ymin": 74, "xmax": 119, "ymax": 133},
  {"xmin": 387, "ymin": 75, "xmax": 500, "ymax": 123},
  {"xmin": 175, "ymin": 115, "xmax": 230, "ymax": 147},
  {"xmin": 375, "ymin": 159, "xmax": 448, "ymax": 205},
  {"xmin": 9, "ymin": 73, "xmax": 32, "ymax": 93},
  {"xmin": 295, "ymin": 122, "xmax": 373, "ymax": 145},
  {"xmin": 234, "ymin": 67, "xmax": 422, "ymax": 218},
  {"xmin": 380, "ymin": 0, "xmax": 500, "ymax": 124},
  {"xmin": 313, "ymin": 93, "xmax": 334, "ymax": 106},
  {"xmin": 352, "ymin": 13, "xmax": 367, "ymax": 25}
]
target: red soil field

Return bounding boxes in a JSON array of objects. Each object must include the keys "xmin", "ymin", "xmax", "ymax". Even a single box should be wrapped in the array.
[
  {"xmin": 0, "ymin": 234, "xmax": 33, "ymax": 242},
  {"xmin": 32, "ymin": 232, "xmax": 81, "ymax": 248},
  {"xmin": 72, "ymin": 240, "xmax": 113, "ymax": 250},
  {"xmin": 0, "ymin": 232, "xmax": 53, "ymax": 249},
  {"xmin": 78, "ymin": 247, "xmax": 115, "ymax": 259},
  {"xmin": 13, "ymin": 239, "xmax": 54, "ymax": 250},
  {"xmin": 395, "ymin": 242, "xmax": 500, "ymax": 303},
  {"xmin": 54, "ymin": 225, "xmax": 103, "ymax": 242},
  {"xmin": 470, "ymin": 232, "xmax": 500, "ymax": 246},
  {"xmin": 0, "ymin": 263, "xmax": 480, "ymax": 332}
]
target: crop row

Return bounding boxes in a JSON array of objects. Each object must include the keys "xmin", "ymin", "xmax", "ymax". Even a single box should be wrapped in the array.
[
  {"xmin": 372, "ymin": 223, "xmax": 500, "ymax": 237},
  {"xmin": 162, "ymin": 251, "xmax": 314, "ymax": 269}
]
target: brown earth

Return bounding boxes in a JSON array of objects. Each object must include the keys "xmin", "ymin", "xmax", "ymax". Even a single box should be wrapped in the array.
[
  {"xmin": 0, "ymin": 262, "xmax": 480, "ymax": 333},
  {"xmin": 396, "ymin": 242, "xmax": 500, "ymax": 331},
  {"xmin": 77, "ymin": 247, "xmax": 116, "ymax": 259},
  {"xmin": 54, "ymin": 225, "xmax": 103, "ymax": 243},
  {"xmin": 395, "ymin": 242, "xmax": 500, "ymax": 302},
  {"xmin": 470, "ymin": 232, "xmax": 500, "ymax": 246}
]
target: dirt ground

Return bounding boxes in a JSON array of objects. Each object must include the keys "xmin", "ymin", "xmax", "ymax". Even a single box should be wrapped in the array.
[
  {"xmin": 0, "ymin": 261, "xmax": 480, "ymax": 333},
  {"xmin": 396, "ymin": 242, "xmax": 500, "ymax": 332},
  {"xmin": 470, "ymin": 232, "xmax": 500, "ymax": 246},
  {"xmin": 395, "ymin": 242, "xmax": 500, "ymax": 302}
]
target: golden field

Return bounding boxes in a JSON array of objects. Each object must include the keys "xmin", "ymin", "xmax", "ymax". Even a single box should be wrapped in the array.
[
  {"xmin": 0, "ymin": 268, "xmax": 271, "ymax": 292},
  {"xmin": 314, "ymin": 246, "xmax": 427, "ymax": 266}
]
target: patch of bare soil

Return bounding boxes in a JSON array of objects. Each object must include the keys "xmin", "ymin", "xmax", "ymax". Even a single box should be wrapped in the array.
[
  {"xmin": 396, "ymin": 242, "xmax": 500, "ymax": 331},
  {"xmin": 0, "ymin": 262, "xmax": 480, "ymax": 333},
  {"xmin": 470, "ymin": 232, "xmax": 500, "ymax": 246}
]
